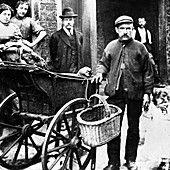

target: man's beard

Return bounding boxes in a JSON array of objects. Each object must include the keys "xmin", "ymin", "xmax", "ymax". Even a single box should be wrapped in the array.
[
  {"xmin": 66, "ymin": 25, "xmax": 73, "ymax": 31},
  {"xmin": 139, "ymin": 25, "xmax": 144, "ymax": 28}
]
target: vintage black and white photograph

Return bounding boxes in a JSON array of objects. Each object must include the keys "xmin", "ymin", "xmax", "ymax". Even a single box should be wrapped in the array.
[{"xmin": 0, "ymin": 0, "xmax": 169, "ymax": 170}]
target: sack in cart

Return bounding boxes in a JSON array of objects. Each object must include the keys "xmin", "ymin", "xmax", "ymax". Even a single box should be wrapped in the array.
[{"xmin": 77, "ymin": 94, "xmax": 122, "ymax": 147}]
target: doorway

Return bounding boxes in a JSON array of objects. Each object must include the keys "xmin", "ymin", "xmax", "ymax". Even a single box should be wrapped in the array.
[
  {"xmin": 97, "ymin": 0, "xmax": 159, "ymax": 60},
  {"xmin": 0, "ymin": 0, "xmax": 18, "ymax": 13}
]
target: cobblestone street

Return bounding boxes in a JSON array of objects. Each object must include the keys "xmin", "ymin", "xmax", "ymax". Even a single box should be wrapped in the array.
[{"xmin": 1, "ymin": 87, "xmax": 170, "ymax": 170}]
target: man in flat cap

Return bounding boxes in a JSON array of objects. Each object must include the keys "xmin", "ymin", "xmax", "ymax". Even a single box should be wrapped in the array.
[
  {"xmin": 92, "ymin": 15, "xmax": 154, "ymax": 170},
  {"xmin": 49, "ymin": 7, "xmax": 91, "ymax": 76}
]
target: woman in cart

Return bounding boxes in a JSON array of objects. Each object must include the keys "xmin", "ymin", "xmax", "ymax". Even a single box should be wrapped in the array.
[
  {"xmin": 0, "ymin": 3, "xmax": 45, "ymax": 127},
  {"xmin": 0, "ymin": 3, "xmax": 45, "ymax": 66}
]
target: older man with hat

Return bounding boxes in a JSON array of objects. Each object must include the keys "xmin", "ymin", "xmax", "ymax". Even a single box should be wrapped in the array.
[
  {"xmin": 49, "ymin": 7, "xmax": 91, "ymax": 76},
  {"xmin": 92, "ymin": 15, "xmax": 154, "ymax": 170}
]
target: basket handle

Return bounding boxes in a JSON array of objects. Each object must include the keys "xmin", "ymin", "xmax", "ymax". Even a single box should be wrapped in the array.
[{"xmin": 89, "ymin": 94, "xmax": 111, "ymax": 117}]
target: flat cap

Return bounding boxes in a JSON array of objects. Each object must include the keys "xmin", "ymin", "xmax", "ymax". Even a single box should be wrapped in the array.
[{"xmin": 115, "ymin": 15, "xmax": 133, "ymax": 26}]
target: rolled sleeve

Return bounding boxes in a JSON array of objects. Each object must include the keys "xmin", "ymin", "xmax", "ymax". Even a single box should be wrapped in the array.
[{"xmin": 31, "ymin": 19, "xmax": 45, "ymax": 35}]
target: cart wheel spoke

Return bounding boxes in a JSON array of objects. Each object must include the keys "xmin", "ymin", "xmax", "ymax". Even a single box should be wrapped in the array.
[
  {"xmin": 48, "ymin": 147, "xmax": 69, "ymax": 170},
  {"xmin": 74, "ymin": 150, "xmax": 82, "ymax": 168},
  {"xmin": 1, "ymin": 135, "xmax": 22, "ymax": 157},
  {"xmin": 34, "ymin": 130, "xmax": 46, "ymax": 137},
  {"xmin": 61, "ymin": 149, "xmax": 72, "ymax": 170},
  {"xmin": 63, "ymin": 115, "xmax": 72, "ymax": 136},
  {"xmin": 29, "ymin": 136, "xmax": 41, "ymax": 152},
  {"xmin": 70, "ymin": 106, "xmax": 78, "ymax": 135},
  {"xmin": 13, "ymin": 138, "xmax": 23, "ymax": 164},
  {"xmin": 52, "ymin": 129, "xmax": 69, "ymax": 141},
  {"xmin": 0, "ymin": 131, "xmax": 20, "ymax": 142},
  {"xmin": 69, "ymin": 151, "xmax": 74, "ymax": 170},
  {"xmin": 47, "ymin": 143, "xmax": 70, "ymax": 155},
  {"xmin": 25, "ymin": 137, "xmax": 28, "ymax": 161},
  {"xmin": 0, "ymin": 94, "xmax": 44, "ymax": 169},
  {"xmin": 0, "ymin": 122, "xmax": 22, "ymax": 130},
  {"xmin": 42, "ymin": 98, "xmax": 96, "ymax": 170}
]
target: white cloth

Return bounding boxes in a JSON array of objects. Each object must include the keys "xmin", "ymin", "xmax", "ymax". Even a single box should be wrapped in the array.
[
  {"xmin": 134, "ymin": 27, "xmax": 152, "ymax": 44},
  {"xmin": 132, "ymin": 28, "xmax": 152, "ymax": 44},
  {"xmin": 63, "ymin": 27, "xmax": 73, "ymax": 36}
]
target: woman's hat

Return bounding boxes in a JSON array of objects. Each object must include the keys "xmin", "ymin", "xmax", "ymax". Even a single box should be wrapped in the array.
[{"xmin": 59, "ymin": 7, "xmax": 78, "ymax": 18}]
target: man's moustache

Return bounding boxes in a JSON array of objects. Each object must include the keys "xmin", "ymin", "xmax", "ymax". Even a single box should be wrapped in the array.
[{"xmin": 122, "ymin": 35, "xmax": 129, "ymax": 38}]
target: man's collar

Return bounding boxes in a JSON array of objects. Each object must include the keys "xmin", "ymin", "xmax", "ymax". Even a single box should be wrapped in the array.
[
  {"xmin": 119, "ymin": 38, "xmax": 133, "ymax": 46},
  {"xmin": 63, "ymin": 27, "xmax": 73, "ymax": 36},
  {"xmin": 138, "ymin": 27, "xmax": 145, "ymax": 30}
]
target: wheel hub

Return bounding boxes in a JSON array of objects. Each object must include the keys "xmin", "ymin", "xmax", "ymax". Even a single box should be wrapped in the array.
[
  {"xmin": 21, "ymin": 124, "xmax": 32, "ymax": 136},
  {"xmin": 70, "ymin": 136, "xmax": 79, "ymax": 148}
]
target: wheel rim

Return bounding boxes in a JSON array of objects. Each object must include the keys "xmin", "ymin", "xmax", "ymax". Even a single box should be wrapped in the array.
[
  {"xmin": 42, "ymin": 98, "xmax": 96, "ymax": 170},
  {"xmin": 0, "ymin": 95, "xmax": 45, "ymax": 169}
]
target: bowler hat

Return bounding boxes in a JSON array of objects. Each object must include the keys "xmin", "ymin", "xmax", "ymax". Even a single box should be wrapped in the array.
[
  {"xmin": 60, "ymin": 7, "xmax": 78, "ymax": 18},
  {"xmin": 115, "ymin": 15, "xmax": 133, "ymax": 27}
]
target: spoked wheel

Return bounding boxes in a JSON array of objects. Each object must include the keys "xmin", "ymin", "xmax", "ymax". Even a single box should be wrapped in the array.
[
  {"xmin": 0, "ymin": 92, "xmax": 46, "ymax": 169},
  {"xmin": 42, "ymin": 98, "xmax": 96, "ymax": 170}
]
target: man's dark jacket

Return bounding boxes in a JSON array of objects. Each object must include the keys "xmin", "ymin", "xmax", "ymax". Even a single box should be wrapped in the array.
[
  {"xmin": 96, "ymin": 39, "xmax": 154, "ymax": 99},
  {"xmin": 49, "ymin": 28, "xmax": 84, "ymax": 72}
]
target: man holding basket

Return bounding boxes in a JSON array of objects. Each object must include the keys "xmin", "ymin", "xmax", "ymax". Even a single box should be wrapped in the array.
[{"xmin": 92, "ymin": 15, "xmax": 154, "ymax": 170}]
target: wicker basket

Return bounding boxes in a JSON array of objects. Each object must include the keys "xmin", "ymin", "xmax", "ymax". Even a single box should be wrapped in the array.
[{"xmin": 77, "ymin": 94, "xmax": 122, "ymax": 147}]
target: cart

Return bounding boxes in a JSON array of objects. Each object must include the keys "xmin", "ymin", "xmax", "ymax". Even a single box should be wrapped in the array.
[{"xmin": 0, "ymin": 62, "xmax": 97, "ymax": 170}]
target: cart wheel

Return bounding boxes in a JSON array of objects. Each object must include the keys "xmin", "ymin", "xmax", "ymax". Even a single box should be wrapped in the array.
[
  {"xmin": 0, "ymin": 92, "xmax": 45, "ymax": 169},
  {"xmin": 42, "ymin": 98, "xmax": 96, "ymax": 170}
]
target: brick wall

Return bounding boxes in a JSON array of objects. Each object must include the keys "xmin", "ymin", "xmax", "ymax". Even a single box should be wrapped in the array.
[
  {"xmin": 35, "ymin": 0, "xmax": 170, "ymax": 79},
  {"xmin": 166, "ymin": 0, "xmax": 170, "ymax": 83},
  {"xmin": 34, "ymin": 0, "xmax": 58, "ymax": 68}
]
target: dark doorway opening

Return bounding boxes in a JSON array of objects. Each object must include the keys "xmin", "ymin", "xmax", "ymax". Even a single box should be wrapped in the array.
[
  {"xmin": 0, "ymin": 0, "xmax": 18, "ymax": 12},
  {"xmin": 97, "ymin": 0, "xmax": 159, "ymax": 63}
]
